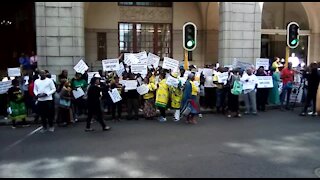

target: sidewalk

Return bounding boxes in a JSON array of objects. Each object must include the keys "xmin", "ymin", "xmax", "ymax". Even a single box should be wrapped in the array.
[{"xmin": 0, "ymin": 104, "xmax": 302, "ymax": 126}]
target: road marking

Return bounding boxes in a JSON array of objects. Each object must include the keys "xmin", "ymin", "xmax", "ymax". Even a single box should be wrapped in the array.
[
  {"xmin": 2, "ymin": 126, "xmax": 42, "ymax": 152},
  {"xmin": 315, "ymin": 168, "xmax": 320, "ymax": 178}
]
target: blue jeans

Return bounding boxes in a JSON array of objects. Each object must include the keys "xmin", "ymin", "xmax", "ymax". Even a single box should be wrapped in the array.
[
  {"xmin": 280, "ymin": 84, "xmax": 292, "ymax": 107},
  {"xmin": 216, "ymin": 88, "xmax": 226, "ymax": 110}
]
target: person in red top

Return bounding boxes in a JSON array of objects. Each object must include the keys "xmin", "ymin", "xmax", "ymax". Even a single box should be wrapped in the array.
[
  {"xmin": 28, "ymin": 75, "xmax": 40, "ymax": 123},
  {"xmin": 280, "ymin": 62, "xmax": 294, "ymax": 110}
]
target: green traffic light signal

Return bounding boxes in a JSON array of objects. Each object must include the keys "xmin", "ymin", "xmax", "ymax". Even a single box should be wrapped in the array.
[
  {"xmin": 291, "ymin": 39, "xmax": 298, "ymax": 45},
  {"xmin": 187, "ymin": 40, "xmax": 194, "ymax": 47}
]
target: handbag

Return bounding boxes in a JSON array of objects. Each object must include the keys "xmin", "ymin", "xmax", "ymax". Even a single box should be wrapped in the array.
[
  {"xmin": 59, "ymin": 99, "xmax": 71, "ymax": 108},
  {"xmin": 181, "ymin": 101, "xmax": 191, "ymax": 117},
  {"xmin": 231, "ymin": 80, "xmax": 243, "ymax": 95}
]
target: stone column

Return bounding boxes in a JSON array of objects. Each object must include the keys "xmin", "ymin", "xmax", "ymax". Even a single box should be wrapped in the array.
[
  {"xmin": 35, "ymin": 2, "xmax": 84, "ymax": 75},
  {"xmin": 218, "ymin": 2, "xmax": 262, "ymax": 66},
  {"xmin": 309, "ymin": 33, "xmax": 320, "ymax": 62}
]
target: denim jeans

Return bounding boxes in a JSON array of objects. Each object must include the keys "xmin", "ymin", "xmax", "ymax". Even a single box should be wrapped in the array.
[{"xmin": 280, "ymin": 84, "xmax": 292, "ymax": 108}]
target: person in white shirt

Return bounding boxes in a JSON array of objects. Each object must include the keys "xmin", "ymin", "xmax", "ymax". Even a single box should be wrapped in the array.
[
  {"xmin": 204, "ymin": 68, "xmax": 216, "ymax": 109},
  {"xmin": 240, "ymin": 68, "xmax": 259, "ymax": 115},
  {"xmin": 34, "ymin": 70, "xmax": 57, "ymax": 132}
]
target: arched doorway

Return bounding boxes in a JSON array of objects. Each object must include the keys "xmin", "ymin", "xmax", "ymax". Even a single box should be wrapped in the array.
[
  {"xmin": 261, "ymin": 2, "xmax": 310, "ymax": 64},
  {"xmin": 0, "ymin": 2, "xmax": 36, "ymax": 71}
]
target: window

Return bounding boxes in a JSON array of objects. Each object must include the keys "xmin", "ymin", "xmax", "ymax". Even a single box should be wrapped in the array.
[
  {"xmin": 119, "ymin": 22, "xmax": 172, "ymax": 58},
  {"xmin": 97, "ymin": 32, "xmax": 106, "ymax": 60},
  {"xmin": 118, "ymin": 2, "xmax": 172, "ymax": 7}
]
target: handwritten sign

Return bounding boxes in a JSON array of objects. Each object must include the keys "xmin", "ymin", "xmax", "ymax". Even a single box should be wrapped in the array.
[
  {"xmin": 135, "ymin": 51, "xmax": 148, "ymax": 64},
  {"xmin": 72, "ymin": 87, "xmax": 85, "ymax": 99},
  {"xmin": 108, "ymin": 88, "xmax": 122, "ymax": 103},
  {"xmin": 256, "ymin": 58, "xmax": 270, "ymax": 70},
  {"xmin": 131, "ymin": 64, "xmax": 148, "ymax": 75},
  {"xmin": 166, "ymin": 76, "xmax": 179, "ymax": 88},
  {"xmin": 232, "ymin": 59, "xmax": 254, "ymax": 70},
  {"xmin": 136, "ymin": 84, "xmax": 149, "ymax": 95},
  {"xmin": 163, "ymin": 57, "xmax": 179, "ymax": 71},
  {"xmin": 257, "ymin": 76, "xmax": 273, "ymax": 88},
  {"xmin": 116, "ymin": 63, "xmax": 125, "ymax": 77},
  {"xmin": 124, "ymin": 53, "xmax": 140, "ymax": 65},
  {"xmin": 125, "ymin": 80, "xmax": 138, "ymax": 90},
  {"xmin": 242, "ymin": 81, "xmax": 256, "ymax": 90},
  {"xmin": 217, "ymin": 72, "xmax": 229, "ymax": 84},
  {"xmin": 73, "ymin": 59, "xmax": 88, "ymax": 74},
  {"xmin": 8, "ymin": 67, "xmax": 21, "ymax": 77},
  {"xmin": 102, "ymin": 59, "xmax": 120, "ymax": 72},
  {"xmin": 147, "ymin": 53, "xmax": 160, "ymax": 68},
  {"xmin": 87, "ymin": 72, "xmax": 99, "ymax": 83},
  {"xmin": 289, "ymin": 84, "xmax": 303, "ymax": 103},
  {"xmin": 0, "ymin": 80, "xmax": 12, "ymax": 94}
]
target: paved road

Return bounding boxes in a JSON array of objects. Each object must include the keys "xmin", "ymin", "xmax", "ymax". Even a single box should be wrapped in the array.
[{"xmin": 0, "ymin": 109, "xmax": 319, "ymax": 178}]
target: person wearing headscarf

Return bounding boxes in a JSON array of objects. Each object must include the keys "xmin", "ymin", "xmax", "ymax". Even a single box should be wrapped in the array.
[{"xmin": 155, "ymin": 72, "xmax": 169, "ymax": 122}]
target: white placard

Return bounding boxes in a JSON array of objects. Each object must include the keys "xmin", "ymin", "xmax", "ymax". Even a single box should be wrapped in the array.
[
  {"xmin": 289, "ymin": 83, "xmax": 303, "ymax": 103},
  {"xmin": 162, "ymin": 57, "xmax": 179, "ymax": 71},
  {"xmin": 256, "ymin": 58, "xmax": 270, "ymax": 70},
  {"xmin": 73, "ymin": 59, "xmax": 88, "ymax": 74},
  {"xmin": 166, "ymin": 76, "xmax": 179, "ymax": 88},
  {"xmin": 131, "ymin": 64, "xmax": 148, "ymax": 75},
  {"xmin": 179, "ymin": 77, "xmax": 187, "ymax": 86},
  {"xmin": 124, "ymin": 53, "xmax": 140, "ymax": 65},
  {"xmin": 217, "ymin": 72, "xmax": 229, "ymax": 84},
  {"xmin": 102, "ymin": 59, "xmax": 120, "ymax": 72},
  {"xmin": 242, "ymin": 81, "xmax": 256, "ymax": 90},
  {"xmin": 125, "ymin": 80, "xmax": 138, "ymax": 90},
  {"xmin": 116, "ymin": 63, "xmax": 125, "ymax": 77},
  {"xmin": 147, "ymin": 53, "xmax": 160, "ymax": 68},
  {"xmin": 108, "ymin": 88, "xmax": 122, "ymax": 103},
  {"xmin": 72, "ymin": 87, "xmax": 85, "ymax": 99},
  {"xmin": 0, "ymin": 80, "xmax": 12, "ymax": 94},
  {"xmin": 136, "ymin": 84, "xmax": 149, "ymax": 95},
  {"xmin": 202, "ymin": 68, "xmax": 213, "ymax": 77},
  {"xmin": 232, "ymin": 59, "xmax": 254, "ymax": 70},
  {"xmin": 87, "ymin": 72, "xmax": 99, "ymax": 83},
  {"xmin": 135, "ymin": 51, "xmax": 148, "ymax": 64},
  {"xmin": 51, "ymin": 75, "xmax": 57, "ymax": 82},
  {"xmin": 257, "ymin": 76, "xmax": 274, "ymax": 88},
  {"xmin": 8, "ymin": 68, "xmax": 21, "ymax": 77}
]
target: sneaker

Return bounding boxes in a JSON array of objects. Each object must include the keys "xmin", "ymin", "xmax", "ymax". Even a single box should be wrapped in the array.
[
  {"xmin": 103, "ymin": 126, "xmax": 111, "ymax": 131},
  {"xmin": 312, "ymin": 112, "xmax": 318, "ymax": 116},
  {"xmin": 85, "ymin": 128, "xmax": 94, "ymax": 132},
  {"xmin": 244, "ymin": 111, "xmax": 250, "ymax": 115},
  {"xmin": 159, "ymin": 117, "xmax": 167, "ymax": 122},
  {"xmin": 174, "ymin": 118, "xmax": 180, "ymax": 122},
  {"xmin": 48, "ymin": 127, "xmax": 55, "ymax": 132},
  {"xmin": 300, "ymin": 112, "xmax": 306, "ymax": 116},
  {"xmin": 74, "ymin": 118, "xmax": 78, "ymax": 122},
  {"xmin": 11, "ymin": 126, "xmax": 16, "ymax": 129},
  {"xmin": 4, "ymin": 117, "xmax": 8, "ymax": 120},
  {"xmin": 198, "ymin": 114, "xmax": 203, "ymax": 118},
  {"xmin": 237, "ymin": 114, "xmax": 242, "ymax": 118},
  {"xmin": 227, "ymin": 114, "xmax": 232, "ymax": 118}
]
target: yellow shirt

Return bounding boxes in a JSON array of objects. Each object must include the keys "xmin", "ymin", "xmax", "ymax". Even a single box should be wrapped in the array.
[
  {"xmin": 143, "ymin": 83, "xmax": 157, "ymax": 100},
  {"xmin": 190, "ymin": 81, "xmax": 198, "ymax": 96},
  {"xmin": 155, "ymin": 79, "xmax": 169, "ymax": 108}
]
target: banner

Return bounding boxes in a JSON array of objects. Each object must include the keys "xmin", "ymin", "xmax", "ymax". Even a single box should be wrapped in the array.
[
  {"xmin": 257, "ymin": 76, "xmax": 274, "ymax": 88},
  {"xmin": 8, "ymin": 67, "xmax": 21, "ymax": 77},
  {"xmin": 255, "ymin": 58, "xmax": 270, "ymax": 70},
  {"xmin": 147, "ymin": 53, "xmax": 160, "ymax": 68},
  {"xmin": 116, "ymin": 63, "xmax": 125, "ymax": 77},
  {"xmin": 131, "ymin": 64, "xmax": 148, "ymax": 75},
  {"xmin": 108, "ymin": 88, "xmax": 122, "ymax": 103},
  {"xmin": 125, "ymin": 80, "xmax": 138, "ymax": 90},
  {"xmin": 166, "ymin": 76, "xmax": 179, "ymax": 88},
  {"xmin": 0, "ymin": 80, "xmax": 12, "ymax": 94},
  {"xmin": 73, "ymin": 59, "xmax": 88, "ymax": 74},
  {"xmin": 163, "ymin": 57, "xmax": 179, "ymax": 71},
  {"xmin": 217, "ymin": 72, "xmax": 229, "ymax": 84},
  {"xmin": 136, "ymin": 84, "xmax": 149, "ymax": 95},
  {"xmin": 102, "ymin": 59, "xmax": 120, "ymax": 71}
]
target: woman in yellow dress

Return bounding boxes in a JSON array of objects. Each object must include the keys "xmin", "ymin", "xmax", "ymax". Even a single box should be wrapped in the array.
[{"xmin": 155, "ymin": 72, "xmax": 169, "ymax": 122}]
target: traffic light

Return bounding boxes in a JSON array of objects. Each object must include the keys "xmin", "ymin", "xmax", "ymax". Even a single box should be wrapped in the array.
[
  {"xmin": 287, "ymin": 22, "xmax": 299, "ymax": 49},
  {"xmin": 183, "ymin": 22, "xmax": 197, "ymax": 51}
]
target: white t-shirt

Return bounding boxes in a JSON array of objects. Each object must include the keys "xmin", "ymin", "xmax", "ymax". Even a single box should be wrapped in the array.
[
  {"xmin": 204, "ymin": 76, "xmax": 215, "ymax": 88},
  {"xmin": 34, "ymin": 78, "xmax": 57, "ymax": 101}
]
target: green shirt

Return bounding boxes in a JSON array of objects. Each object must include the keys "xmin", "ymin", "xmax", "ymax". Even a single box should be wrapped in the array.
[{"xmin": 71, "ymin": 79, "xmax": 88, "ymax": 90}]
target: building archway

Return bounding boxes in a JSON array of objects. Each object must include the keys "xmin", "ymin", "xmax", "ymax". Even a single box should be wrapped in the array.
[
  {"xmin": 0, "ymin": 2, "xmax": 36, "ymax": 71},
  {"xmin": 261, "ymin": 2, "xmax": 310, "ymax": 64}
]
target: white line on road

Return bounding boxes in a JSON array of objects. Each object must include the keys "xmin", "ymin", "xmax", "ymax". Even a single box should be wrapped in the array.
[{"xmin": 2, "ymin": 126, "xmax": 43, "ymax": 153}]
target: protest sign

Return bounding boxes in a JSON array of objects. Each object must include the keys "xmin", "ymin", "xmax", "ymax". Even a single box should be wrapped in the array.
[
  {"xmin": 73, "ymin": 59, "xmax": 88, "ymax": 74},
  {"xmin": 242, "ymin": 81, "xmax": 256, "ymax": 90},
  {"xmin": 116, "ymin": 63, "xmax": 125, "ymax": 77},
  {"xmin": 179, "ymin": 77, "xmax": 187, "ymax": 86},
  {"xmin": 124, "ymin": 53, "xmax": 140, "ymax": 65},
  {"xmin": 232, "ymin": 59, "xmax": 254, "ymax": 70},
  {"xmin": 125, "ymin": 80, "xmax": 138, "ymax": 90},
  {"xmin": 8, "ymin": 67, "xmax": 21, "ymax": 77},
  {"xmin": 136, "ymin": 84, "xmax": 149, "ymax": 95},
  {"xmin": 0, "ymin": 80, "xmax": 12, "ymax": 94},
  {"xmin": 257, "ymin": 76, "xmax": 274, "ymax": 88},
  {"xmin": 131, "ymin": 64, "xmax": 148, "ymax": 75},
  {"xmin": 166, "ymin": 76, "xmax": 179, "ymax": 88},
  {"xmin": 256, "ymin": 58, "xmax": 270, "ymax": 70},
  {"xmin": 108, "ymin": 88, "xmax": 122, "ymax": 103},
  {"xmin": 217, "ymin": 72, "xmax": 229, "ymax": 84},
  {"xmin": 72, "ymin": 87, "xmax": 85, "ymax": 99},
  {"xmin": 147, "ymin": 53, "xmax": 160, "ymax": 68},
  {"xmin": 135, "ymin": 51, "xmax": 148, "ymax": 64},
  {"xmin": 102, "ymin": 59, "xmax": 120, "ymax": 71},
  {"xmin": 87, "ymin": 72, "xmax": 99, "ymax": 83},
  {"xmin": 162, "ymin": 57, "xmax": 179, "ymax": 71},
  {"xmin": 289, "ymin": 83, "xmax": 303, "ymax": 103}
]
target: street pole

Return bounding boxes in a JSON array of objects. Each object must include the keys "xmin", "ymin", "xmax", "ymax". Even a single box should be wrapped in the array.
[
  {"xmin": 285, "ymin": 46, "xmax": 290, "ymax": 68},
  {"xmin": 184, "ymin": 49, "xmax": 189, "ymax": 70}
]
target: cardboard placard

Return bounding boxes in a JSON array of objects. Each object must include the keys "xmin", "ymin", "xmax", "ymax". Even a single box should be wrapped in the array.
[
  {"xmin": 136, "ymin": 84, "xmax": 149, "ymax": 95},
  {"xmin": 108, "ymin": 88, "xmax": 122, "ymax": 103},
  {"xmin": 102, "ymin": 59, "xmax": 120, "ymax": 71},
  {"xmin": 147, "ymin": 53, "xmax": 160, "ymax": 68},
  {"xmin": 257, "ymin": 76, "xmax": 274, "ymax": 88},
  {"xmin": 73, "ymin": 59, "xmax": 88, "ymax": 74},
  {"xmin": 131, "ymin": 64, "xmax": 148, "ymax": 75},
  {"xmin": 256, "ymin": 58, "xmax": 270, "ymax": 70},
  {"xmin": 8, "ymin": 67, "xmax": 21, "ymax": 77},
  {"xmin": 162, "ymin": 57, "xmax": 179, "ymax": 71},
  {"xmin": 166, "ymin": 76, "xmax": 179, "ymax": 88}
]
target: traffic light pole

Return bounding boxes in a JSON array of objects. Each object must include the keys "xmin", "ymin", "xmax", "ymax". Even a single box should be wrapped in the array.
[
  {"xmin": 184, "ymin": 50, "xmax": 189, "ymax": 70},
  {"xmin": 285, "ymin": 46, "xmax": 289, "ymax": 68}
]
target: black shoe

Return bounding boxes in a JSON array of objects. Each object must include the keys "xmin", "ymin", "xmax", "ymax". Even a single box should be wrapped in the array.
[{"xmin": 103, "ymin": 126, "xmax": 111, "ymax": 131}]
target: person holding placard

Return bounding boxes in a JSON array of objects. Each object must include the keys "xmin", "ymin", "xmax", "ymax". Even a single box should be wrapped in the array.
[
  {"xmin": 241, "ymin": 68, "xmax": 258, "ymax": 115},
  {"xmin": 204, "ymin": 69, "xmax": 216, "ymax": 110},
  {"xmin": 155, "ymin": 72, "xmax": 169, "ymax": 122},
  {"xmin": 256, "ymin": 66, "xmax": 270, "ymax": 112},
  {"xmin": 226, "ymin": 68, "xmax": 242, "ymax": 118},
  {"xmin": 56, "ymin": 79, "xmax": 73, "ymax": 126},
  {"xmin": 143, "ymin": 77, "xmax": 157, "ymax": 119},
  {"xmin": 110, "ymin": 76, "xmax": 124, "ymax": 122},
  {"xmin": 71, "ymin": 73, "xmax": 88, "ymax": 121},
  {"xmin": 168, "ymin": 72, "xmax": 183, "ymax": 122},
  {"xmin": 85, "ymin": 77, "xmax": 111, "ymax": 132},
  {"xmin": 125, "ymin": 73, "xmax": 140, "ymax": 121},
  {"xmin": 8, "ymin": 79, "xmax": 30, "ymax": 129},
  {"xmin": 213, "ymin": 67, "xmax": 227, "ymax": 114}
]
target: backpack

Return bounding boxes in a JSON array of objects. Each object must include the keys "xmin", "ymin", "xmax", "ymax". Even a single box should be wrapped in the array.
[{"xmin": 231, "ymin": 80, "xmax": 243, "ymax": 95}]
